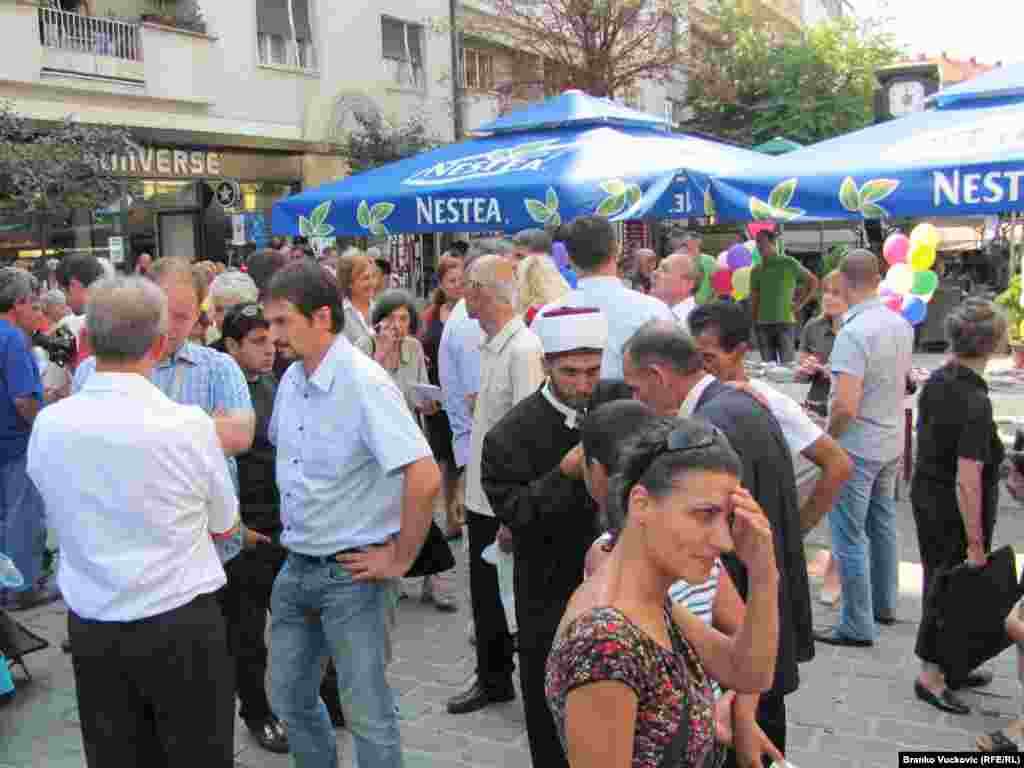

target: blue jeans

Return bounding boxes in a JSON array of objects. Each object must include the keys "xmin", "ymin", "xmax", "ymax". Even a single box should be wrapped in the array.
[
  {"xmin": 270, "ymin": 555, "xmax": 402, "ymax": 768},
  {"xmin": 0, "ymin": 453, "xmax": 45, "ymax": 594},
  {"xmin": 829, "ymin": 455, "xmax": 900, "ymax": 642}
]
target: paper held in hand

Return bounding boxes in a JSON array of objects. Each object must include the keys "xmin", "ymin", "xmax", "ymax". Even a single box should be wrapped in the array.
[{"xmin": 411, "ymin": 383, "xmax": 443, "ymax": 409}]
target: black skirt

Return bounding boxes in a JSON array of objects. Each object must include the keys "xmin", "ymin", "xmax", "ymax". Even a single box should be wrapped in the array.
[
  {"xmin": 406, "ymin": 522, "xmax": 456, "ymax": 578},
  {"xmin": 424, "ymin": 409, "xmax": 455, "ymax": 465}
]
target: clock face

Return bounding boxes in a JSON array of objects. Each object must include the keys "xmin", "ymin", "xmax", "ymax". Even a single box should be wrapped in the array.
[{"xmin": 889, "ymin": 80, "xmax": 926, "ymax": 117}]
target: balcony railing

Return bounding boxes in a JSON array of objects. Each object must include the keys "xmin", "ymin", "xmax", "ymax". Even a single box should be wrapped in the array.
[{"xmin": 39, "ymin": 7, "xmax": 141, "ymax": 62}]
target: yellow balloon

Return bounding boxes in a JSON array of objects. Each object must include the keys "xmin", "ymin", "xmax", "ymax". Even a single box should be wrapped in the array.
[
  {"xmin": 909, "ymin": 242, "xmax": 936, "ymax": 271},
  {"xmin": 732, "ymin": 266, "xmax": 752, "ymax": 298},
  {"xmin": 886, "ymin": 263, "xmax": 914, "ymax": 294},
  {"xmin": 910, "ymin": 222, "xmax": 940, "ymax": 250}
]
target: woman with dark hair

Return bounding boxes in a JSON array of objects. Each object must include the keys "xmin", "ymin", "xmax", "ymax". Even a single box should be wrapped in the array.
[
  {"xmin": 546, "ymin": 417, "xmax": 780, "ymax": 768},
  {"xmin": 356, "ymin": 290, "xmax": 456, "ymax": 613},
  {"xmin": 418, "ymin": 253, "xmax": 465, "ymax": 538},
  {"xmin": 913, "ymin": 298, "xmax": 1009, "ymax": 715}
]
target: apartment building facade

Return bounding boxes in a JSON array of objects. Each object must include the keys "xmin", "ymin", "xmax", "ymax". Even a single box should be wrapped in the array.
[{"xmin": 0, "ymin": 0, "xmax": 456, "ymax": 263}]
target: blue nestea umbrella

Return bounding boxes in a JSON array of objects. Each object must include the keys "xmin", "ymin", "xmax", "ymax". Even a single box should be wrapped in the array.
[
  {"xmin": 272, "ymin": 91, "xmax": 762, "ymax": 236},
  {"xmin": 705, "ymin": 99, "xmax": 1024, "ymax": 223},
  {"xmin": 928, "ymin": 62, "xmax": 1024, "ymax": 110}
]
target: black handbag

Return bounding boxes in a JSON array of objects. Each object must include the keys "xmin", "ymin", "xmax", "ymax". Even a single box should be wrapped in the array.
[
  {"xmin": 921, "ymin": 544, "xmax": 1023, "ymax": 683},
  {"xmin": 404, "ymin": 521, "xmax": 455, "ymax": 578}
]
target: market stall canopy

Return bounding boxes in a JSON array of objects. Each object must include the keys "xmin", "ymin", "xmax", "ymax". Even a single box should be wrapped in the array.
[
  {"xmin": 704, "ymin": 99, "xmax": 1024, "ymax": 223},
  {"xmin": 928, "ymin": 62, "xmax": 1024, "ymax": 110},
  {"xmin": 754, "ymin": 137, "xmax": 804, "ymax": 155},
  {"xmin": 272, "ymin": 92, "xmax": 764, "ymax": 236}
]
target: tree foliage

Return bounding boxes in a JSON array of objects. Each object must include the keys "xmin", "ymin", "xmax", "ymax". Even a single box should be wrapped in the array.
[
  {"xmin": 0, "ymin": 102, "xmax": 133, "ymax": 218},
  {"xmin": 462, "ymin": 0, "xmax": 688, "ymax": 99},
  {"xmin": 685, "ymin": 1, "xmax": 902, "ymax": 145},
  {"xmin": 345, "ymin": 110, "xmax": 441, "ymax": 174}
]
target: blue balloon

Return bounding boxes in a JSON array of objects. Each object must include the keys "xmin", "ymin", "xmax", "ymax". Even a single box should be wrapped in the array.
[
  {"xmin": 559, "ymin": 264, "xmax": 578, "ymax": 289},
  {"xmin": 901, "ymin": 295, "xmax": 928, "ymax": 326},
  {"xmin": 726, "ymin": 244, "xmax": 753, "ymax": 271}
]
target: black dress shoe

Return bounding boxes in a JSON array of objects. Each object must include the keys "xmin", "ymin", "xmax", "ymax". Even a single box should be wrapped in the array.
[
  {"xmin": 948, "ymin": 670, "xmax": 993, "ymax": 690},
  {"xmin": 61, "ymin": 638, "xmax": 71, "ymax": 654},
  {"xmin": 874, "ymin": 614, "xmax": 897, "ymax": 626},
  {"xmin": 813, "ymin": 627, "xmax": 873, "ymax": 647},
  {"xmin": 248, "ymin": 716, "xmax": 290, "ymax": 754},
  {"xmin": 914, "ymin": 680, "xmax": 970, "ymax": 715},
  {"xmin": 446, "ymin": 681, "xmax": 516, "ymax": 715}
]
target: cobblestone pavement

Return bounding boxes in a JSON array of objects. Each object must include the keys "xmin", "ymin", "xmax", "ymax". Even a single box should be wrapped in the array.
[{"xmin": 3, "ymin": 353, "xmax": 1024, "ymax": 767}]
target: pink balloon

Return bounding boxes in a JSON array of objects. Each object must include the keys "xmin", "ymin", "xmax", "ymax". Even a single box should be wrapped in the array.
[
  {"xmin": 883, "ymin": 294, "xmax": 902, "ymax": 312},
  {"xmin": 883, "ymin": 233, "xmax": 910, "ymax": 266},
  {"xmin": 711, "ymin": 269, "xmax": 733, "ymax": 295}
]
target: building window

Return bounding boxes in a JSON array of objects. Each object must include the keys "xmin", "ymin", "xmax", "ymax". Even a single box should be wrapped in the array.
[
  {"xmin": 257, "ymin": 0, "xmax": 317, "ymax": 71},
  {"xmin": 463, "ymin": 48, "xmax": 495, "ymax": 91},
  {"xmin": 382, "ymin": 16, "xmax": 425, "ymax": 90}
]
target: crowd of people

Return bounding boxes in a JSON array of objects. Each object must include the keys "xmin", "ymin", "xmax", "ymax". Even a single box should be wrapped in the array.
[{"xmin": 0, "ymin": 213, "xmax": 1023, "ymax": 768}]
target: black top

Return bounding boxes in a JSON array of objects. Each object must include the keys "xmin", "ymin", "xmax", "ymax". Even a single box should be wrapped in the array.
[
  {"xmin": 481, "ymin": 387, "xmax": 599, "ymax": 652},
  {"xmin": 695, "ymin": 380, "xmax": 814, "ymax": 697},
  {"xmin": 420, "ymin": 306, "xmax": 445, "ymax": 385},
  {"xmin": 799, "ymin": 315, "xmax": 838, "ymax": 406},
  {"xmin": 912, "ymin": 363, "xmax": 1004, "ymax": 513},
  {"xmin": 236, "ymin": 375, "xmax": 282, "ymax": 533}
]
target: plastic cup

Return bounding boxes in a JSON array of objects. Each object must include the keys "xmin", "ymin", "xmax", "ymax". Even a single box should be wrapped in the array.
[{"xmin": 0, "ymin": 553, "xmax": 24, "ymax": 589}]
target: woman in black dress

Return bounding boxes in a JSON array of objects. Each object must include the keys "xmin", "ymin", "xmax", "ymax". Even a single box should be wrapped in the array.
[
  {"xmin": 418, "ymin": 253, "xmax": 464, "ymax": 538},
  {"xmin": 912, "ymin": 298, "xmax": 1007, "ymax": 715}
]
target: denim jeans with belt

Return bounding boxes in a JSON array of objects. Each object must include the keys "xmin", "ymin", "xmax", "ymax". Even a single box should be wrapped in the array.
[
  {"xmin": 0, "ymin": 453, "xmax": 45, "ymax": 594},
  {"xmin": 270, "ymin": 553, "xmax": 402, "ymax": 768},
  {"xmin": 829, "ymin": 454, "xmax": 900, "ymax": 642}
]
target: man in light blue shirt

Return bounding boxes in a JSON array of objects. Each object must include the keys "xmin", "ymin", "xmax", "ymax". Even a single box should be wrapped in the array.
[
  {"xmin": 73, "ymin": 258, "xmax": 254, "ymax": 464},
  {"xmin": 438, "ymin": 296, "xmax": 482, "ymax": 471},
  {"xmin": 817, "ymin": 249, "xmax": 913, "ymax": 647},
  {"xmin": 542, "ymin": 216, "xmax": 674, "ymax": 379},
  {"xmin": 264, "ymin": 261, "xmax": 440, "ymax": 768}
]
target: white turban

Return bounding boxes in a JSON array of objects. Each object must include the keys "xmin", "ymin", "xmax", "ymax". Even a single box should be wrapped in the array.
[{"xmin": 532, "ymin": 306, "xmax": 608, "ymax": 356}]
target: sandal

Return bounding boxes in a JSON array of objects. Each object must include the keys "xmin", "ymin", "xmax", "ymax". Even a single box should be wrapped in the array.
[{"xmin": 977, "ymin": 731, "xmax": 1020, "ymax": 753}]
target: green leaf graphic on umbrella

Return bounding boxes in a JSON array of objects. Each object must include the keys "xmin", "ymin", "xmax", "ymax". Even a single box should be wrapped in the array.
[
  {"xmin": 703, "ymin": 186, "xmax": 716, "ymax": 219},
  {"xmin": 838, "ymin": 177, "xmax": 900, "ymax": 219},
  {"xmin": 356, "ymin": 200, "xmax": 396, "ymax": 237},
  {"xmin": 524, "ymin": 186, "xmax": 562, "ymax": 228},
  {"xmin": 596, "ymin": 179, "xmax": 642, "ymax": 218},
  {"xmin": 298, "ymin": 201, "xmax": 336, "ymax": 239},
  {"xmin": 748, "ymin": 178, "xmax": 804, "ymax": 221}
]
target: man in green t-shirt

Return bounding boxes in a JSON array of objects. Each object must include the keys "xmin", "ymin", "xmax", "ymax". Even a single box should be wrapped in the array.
[{"xmin": 749, "ymin": 230, "xmax": 819, "ymax": 364}]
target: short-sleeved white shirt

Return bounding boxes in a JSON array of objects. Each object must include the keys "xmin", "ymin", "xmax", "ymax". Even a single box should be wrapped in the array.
[{"xmin": 27, "ymin": 372, "xmax": 236, "ymax": 621}]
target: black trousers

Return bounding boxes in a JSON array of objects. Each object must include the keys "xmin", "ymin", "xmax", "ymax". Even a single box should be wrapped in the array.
[
  {"xmin": 68, "ymin": 592, "xmax": 234, "ymax": 768},
  {"xmin": 467, "ymin": 510, "xmax": 515, "ymax": 690},
  {"xmin": 216, "ymin": 542, "xmax": 287, "ymax": 725},
  {"xmin": 520, "ymin": 644, "xmax": 568, "ymax": 768},
  {"xmin": 723, "ymin": 692, "xmax": 786, "ymax": 768},
  {"xmin": 912, "ymin": 490, "xmax": 997, "ymax": 672}
]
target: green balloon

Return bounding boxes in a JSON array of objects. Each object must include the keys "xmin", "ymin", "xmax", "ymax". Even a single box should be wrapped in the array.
[
  {"xmin": 697, "ymin": 253, "xmax": 717, "ymax": 304},
  {"xmin": 911, "ymin": 270, "xmax": 938, "ymax": 296}
]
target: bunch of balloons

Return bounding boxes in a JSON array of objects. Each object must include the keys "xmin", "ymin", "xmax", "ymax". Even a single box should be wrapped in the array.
[
  {"xmin": 879, "ymin": 223, "xmax": 940, "ymax": 327},
  {"xmin": 710, "ymin": 241, "xmax": 761, "ymax": 300}
]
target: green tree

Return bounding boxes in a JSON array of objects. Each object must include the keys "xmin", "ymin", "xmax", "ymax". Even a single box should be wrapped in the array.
[
  {"xmin": 686, "ymin": 1, "xmax": 902, "ymax": 145},
  {"xmin": 345, "ymin": 110, "xmax": 440, "ymax": 174},
  {"xmin": 0, "ymin": 102, "xmax": 133, "ymax": 256}
]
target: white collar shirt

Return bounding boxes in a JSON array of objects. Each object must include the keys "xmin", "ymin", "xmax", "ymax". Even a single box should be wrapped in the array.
[
  {"xmin": 542, "ymin": 276, "xmax": 675, "ymax": 379},
  {"xmin": 465, "ymin": 316, "xmax": 545, "ymax": 517},
  {"xmin": 541, "ymin": 380, "xmax": 583, "ymax": 430},
  {"xmin": 679, "ymin": 373, "xmax": 717, "ymax": 418},
  {"xmin": 672, "ymin": 296, "xmax": 697, "ymax": 331},
  {"xmin": 26, "ymin": 372, "xmax": 237, "ymax": 621},
  {"xmin": 270, "ymin": 334, "xmax": 432, "ymax": 555}
]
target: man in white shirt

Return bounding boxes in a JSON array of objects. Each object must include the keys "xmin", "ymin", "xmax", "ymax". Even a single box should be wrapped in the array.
[
  {"xmin": 447, "ymin": 254, "xmax": 545, "ymax": 716},
  {"xmin": 651, "ymin": 251, "xmax": 701, "ymax": 330},
  {"xmin": 687, "ymin": 300, "xmax": 853, "ymax": 534},
  {"xmin": 27, "ymin": 276, "xmax": 239, "ymax": 768},
  {"xmin": 543, "ymin": 216, "xmax": 674, "ymax": 378}
]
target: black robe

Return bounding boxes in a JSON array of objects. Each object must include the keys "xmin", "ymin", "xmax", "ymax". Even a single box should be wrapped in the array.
[
  {"xmin": 480, "ymin": 388, "xmax": 599, "ymax": 653},
  {"xmin": 695, "ymin": 379, "xmax": 815, "ymax": 698}
]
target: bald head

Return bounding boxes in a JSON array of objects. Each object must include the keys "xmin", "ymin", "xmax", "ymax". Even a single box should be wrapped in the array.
[
  {"xmin": 652, "ymin": 252, "xmax": 699, "ymax": 305},
  {"xmin": 468, "ymin": 254, "xmax": 519, "ymax": 306},
  {"xmin": 841, "ymin": 249, "xmax": 881, "ymax": 290}
]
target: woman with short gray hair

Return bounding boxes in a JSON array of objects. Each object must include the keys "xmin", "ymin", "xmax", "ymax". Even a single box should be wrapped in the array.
[{"xmin": 912, "ymin": 298, "xmax": 1010, "ymax": 714}]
